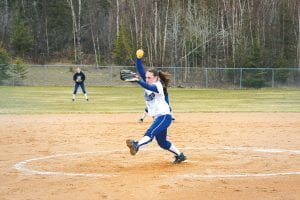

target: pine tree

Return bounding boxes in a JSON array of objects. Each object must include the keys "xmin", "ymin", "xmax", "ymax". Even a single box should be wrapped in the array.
[
  {"xmin": 0, "ymin": 42, "xmax": 10, "ymax": 84},
  {"xmin": 11, "ymin": 20, "xmax": 33, "ymax": 54},
  {"xmin": 10, "ymin": 57, "xmax": 28, "ymax": 83},
  {"xmin": 112, "ymin": 21, "xmax": 133, "ymax": 65}
]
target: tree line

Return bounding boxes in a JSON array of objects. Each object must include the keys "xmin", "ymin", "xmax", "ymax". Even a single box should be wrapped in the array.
[{"xmin": 0, "ymin": 0, "xmax": 299, "ymax": 69}]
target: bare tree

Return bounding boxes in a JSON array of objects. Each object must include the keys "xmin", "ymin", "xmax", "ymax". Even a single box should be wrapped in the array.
[
  {"xmin": 89, "ymin": 12, "xmax": 99, "ymax": 66},
  {"xmin": 161, "ymin": 0, "xmax": 170, "ymax": 66},
  {"xmin": 171, "ymin": 9, "xmax": 179, "ymax": 66},
  {"xmin": 154, "ymin": 0, "xmax": 158, "ymax": 61},
  {"xmin": 2, "ymin": 0, "xmax": 8, "ymax": 38},
  {"xmin": 66, "ymin": 0, "xmax": 82, "ymax": 64},
  {"xmin": 131, "ymin": 0, "xmax": 138, "ymax": 49},
  {"xmin": 116, "ymin": 0, "xmax": 119, "ymax": 36},
  {"xmin": 297, "ymin": 0, "xmax": 300, "ymax": 68},
  {"xmin": 42, "ymin": 0, "xmax": 50, "ymax": 57}
]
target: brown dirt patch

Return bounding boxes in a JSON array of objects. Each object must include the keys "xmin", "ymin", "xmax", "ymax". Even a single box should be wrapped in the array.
[{"xmin": 0, "ymin": 113, "xmax": 299, "ymax": 200}]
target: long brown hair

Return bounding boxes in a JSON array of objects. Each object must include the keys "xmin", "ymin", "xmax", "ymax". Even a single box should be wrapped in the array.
[{"xmin": 147, "ymin": 67, "xmax": 172, "ymax": 87}]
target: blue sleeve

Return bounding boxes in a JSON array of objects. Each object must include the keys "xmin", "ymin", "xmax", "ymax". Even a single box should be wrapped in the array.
[
  {"xmin": 136, "ymin": 58, "xmax": 146, "ymax": 81},
  {"xmin": 165, "ymin": 95, "xmax": 170, "ymax": 105},
  {"xmin": 137, "ymin": 80, "xmax": 159, "ymax": 93}
]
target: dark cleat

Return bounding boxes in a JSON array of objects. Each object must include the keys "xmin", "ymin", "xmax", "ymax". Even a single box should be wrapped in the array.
[
  {"xmin": 126, "ymin": 139, "xmax": 139, "ymax": 155},
  {"xmin": 173, "ymin": 153, "xmax": 186, "ymax": 164}
]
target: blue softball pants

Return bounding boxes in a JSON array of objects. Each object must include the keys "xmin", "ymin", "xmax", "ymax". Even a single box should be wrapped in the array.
[
  {"xmin": 73, "ymin": 82, "xmax": 87, "ymax": 94},
  {"xmin": 144, "ymin": 114, "xmax": 173, "ymax": 150}
]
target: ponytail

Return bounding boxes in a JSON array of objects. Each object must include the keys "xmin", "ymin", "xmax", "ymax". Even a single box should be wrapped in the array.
[
  {"xmin": 147, "ymin": 67, "xmax": 172, "ymax": 87},
  {"xmin": 158, "ymin": 70, "xmax": 171, "ymax": 87}
]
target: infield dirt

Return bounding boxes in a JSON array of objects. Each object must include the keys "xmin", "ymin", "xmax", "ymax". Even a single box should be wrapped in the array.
[{"xmin": 0, "ymin": 113, "xmax": 299, "ymax": 200}]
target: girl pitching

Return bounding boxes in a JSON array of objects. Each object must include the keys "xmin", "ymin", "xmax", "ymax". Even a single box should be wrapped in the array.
[{"xmin": 126, "ymin": 51, "xmax": 186, "ymax": 164}]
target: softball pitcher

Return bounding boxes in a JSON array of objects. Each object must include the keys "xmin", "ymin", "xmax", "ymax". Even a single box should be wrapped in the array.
[{"xmin": 123, "ymin": 50, "xmax": 186, "ymax": 164}]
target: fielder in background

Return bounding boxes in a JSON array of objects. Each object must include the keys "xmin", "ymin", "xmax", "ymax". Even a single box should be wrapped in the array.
[
  {"xmin": 123, "ymin": 49, "xmax": 186, "ymax": 164},
  {"xmin": 72, "ymin": 67, "xmax": 88, "ymax": 101}
]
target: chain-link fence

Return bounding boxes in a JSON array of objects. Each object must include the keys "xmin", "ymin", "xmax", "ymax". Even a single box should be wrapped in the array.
[{"xmin": 1, "ymin": 64, "xmax": 300, "ymax": 88}]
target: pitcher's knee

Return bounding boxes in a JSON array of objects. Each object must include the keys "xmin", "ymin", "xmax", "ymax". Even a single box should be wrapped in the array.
[{"xmin": 157, "ymin": 140, "xmax": 171, "ymax": 150}]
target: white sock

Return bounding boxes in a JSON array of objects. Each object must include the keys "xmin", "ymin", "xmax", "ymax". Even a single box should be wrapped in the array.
[
  {"xmin": 84, "ymin": 93, "xmax": 88, "ymax": 99},
  {"xmin": 169, "ymin": 144, "xmax": 181, "ymax": 155},
  {"xmin": 72, "ymin": 94, "xmax": 75, "ymax": 99},
  {"xmin": 138, "ymin": 136, "xmax": 151, "ymax": 147}
]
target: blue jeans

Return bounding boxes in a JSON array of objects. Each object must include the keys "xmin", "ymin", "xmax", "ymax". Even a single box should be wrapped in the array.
[
  {"xmin": 73, "ymin": 82, "xmax": 86, "ymax": 94},
  {"xmin": 144, "ymin": 114, "xmax": 173, "ymax": 150}
]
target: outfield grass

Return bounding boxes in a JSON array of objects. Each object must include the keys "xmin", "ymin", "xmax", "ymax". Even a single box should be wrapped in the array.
[{"xmin": 0, "ymin": 86, "xmax": 300, "ymax": 114}]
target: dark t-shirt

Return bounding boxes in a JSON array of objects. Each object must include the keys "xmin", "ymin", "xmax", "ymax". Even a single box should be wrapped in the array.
[{"xmin": 73, "ymin": 72, "xmax": 86, "ymax": 84}]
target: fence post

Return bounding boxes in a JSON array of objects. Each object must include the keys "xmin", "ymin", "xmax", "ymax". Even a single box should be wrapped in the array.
[
  {"xmin": 12, "ymin": 74, "xmax": 14, "ymax": 86},
  {"xmin": 44, "ymin": 65, "xmax": 47, "ymax": 85},
  {"xmin": 239, "ymin": 68, "xmax": 243, "ymax": 89},
  {"xmin": 272, "ymin": 69, "xmax": 274, "ymax": 88},
  {"xmin": 12, "ymin": 65, "xmax": 15, "ymax": 86},
  {"xmin": 110, "ymin": 66, "xmax": 113, "ymax": 86},
  {"xmin": 173, "ymin": 67, "xmax": 176, "ymax": 87},
  {"xmin": 205, "ymin": 68, "xmax": 208, "ymax": 88}
]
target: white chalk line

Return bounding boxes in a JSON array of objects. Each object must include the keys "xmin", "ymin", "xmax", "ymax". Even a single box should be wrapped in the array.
[{"xmin": 14, "ymin": 147, "xmax": 300, "ymax": 179}]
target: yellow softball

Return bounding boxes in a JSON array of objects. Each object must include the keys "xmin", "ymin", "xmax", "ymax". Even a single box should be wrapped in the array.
[{"xmin": 136, "ymin": 49, "xmax": 144, "ymax": 58}]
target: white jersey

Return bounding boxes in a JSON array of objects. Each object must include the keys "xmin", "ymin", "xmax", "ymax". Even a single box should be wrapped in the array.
[{"xmin": 144, "ymin": 81, "xmax": 170, "ymax": 117}]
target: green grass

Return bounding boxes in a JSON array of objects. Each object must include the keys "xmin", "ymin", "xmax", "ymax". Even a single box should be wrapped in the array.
[
  {"xmin": 0, "ymin": 86, "xmax": 300, "ymax": 114},
  {"xmin": 172, "ymin": 88, "xmax": 300, "ymax": 112}
]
